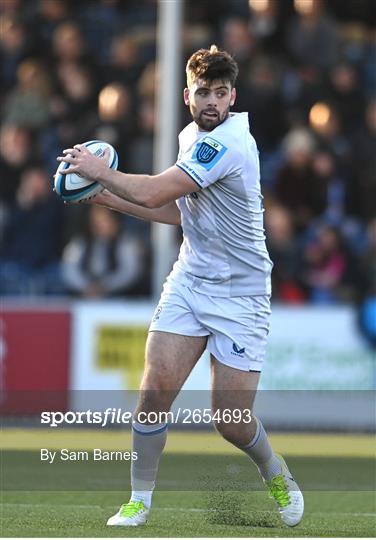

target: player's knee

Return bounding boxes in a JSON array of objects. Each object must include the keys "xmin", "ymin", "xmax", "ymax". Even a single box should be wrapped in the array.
[
  {"xmin": 140, "ymin": 376, "xmax": 165, "ymax": 393},
  {"xmin": 135, "ymin": 381, "xmax": 175, "ymax": 420},
  {"xmin": 213, "ymin": 420, "xmax": 251, "ymax": 447},
  {"xmin": 213, "ymin": 420, "xmax": 235, "ymax": 441}
]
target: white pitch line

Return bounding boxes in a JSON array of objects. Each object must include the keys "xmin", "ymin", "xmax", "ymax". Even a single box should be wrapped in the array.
[
  {"xmin": 17, "ymin": 484, "xmax": 376, "ymax": 491},
  {"xmin": 159, "ymin": 508, "xmax": 376, "ymax": 518},
  {"xmin": 0, "ymin": 503, "xmax": 375, "ymax": 518},
  {"xmin": 160, "ymin": 509, "xmax": 376, "ymax": 518}
]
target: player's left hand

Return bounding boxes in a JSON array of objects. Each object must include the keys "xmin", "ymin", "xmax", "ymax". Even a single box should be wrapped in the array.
[{"xmin": 56, "ymin": 144, "xmax": 110, "ymax": 182}]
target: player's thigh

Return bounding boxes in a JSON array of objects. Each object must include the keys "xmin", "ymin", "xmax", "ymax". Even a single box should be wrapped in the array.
[
  {"xmin": 210, "ymin": 354, "xmax": 260, "ymax": 411},
  {"xmin": 210, "ymin": 355, "xmax": 260, "ymax": 445},
  {"xmin": 137, "ymin": 331, "xmax": 207, "ymax": 414},
  {"xmin": 140, "ymin": 279, "xmax": 209, "ymax": 404},
  {"xmin": 143, "ymin": 331, "xmax": 207, "ymax": 390}
]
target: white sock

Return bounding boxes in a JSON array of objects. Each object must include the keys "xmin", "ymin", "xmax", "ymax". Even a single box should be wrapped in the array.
[
  {"xmin": 130, "ymin": 421, "xmax": 168, "ymax": 508},
  {"xmin": 241, "ymin": 417, "xmax": 282, "ymax": 481},
  {"xmin": 130, "ymin": 490, "xmax": 153, "ymax": 508}
]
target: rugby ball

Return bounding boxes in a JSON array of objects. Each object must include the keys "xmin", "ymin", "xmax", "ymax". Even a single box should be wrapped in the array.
[{"xmin": 54, "ymin": 140, "xmax": 118, "ymax": 202}]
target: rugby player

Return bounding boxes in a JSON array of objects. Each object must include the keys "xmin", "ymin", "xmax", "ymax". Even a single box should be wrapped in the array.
[{"xmin": 57, "ymin": 45, "xmax": 304, "ymax": 528}]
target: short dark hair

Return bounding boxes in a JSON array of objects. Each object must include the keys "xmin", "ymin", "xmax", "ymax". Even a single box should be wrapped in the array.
[{"xmin": 186, "ymin": 45, "xmax": 239, "ymax": 88}]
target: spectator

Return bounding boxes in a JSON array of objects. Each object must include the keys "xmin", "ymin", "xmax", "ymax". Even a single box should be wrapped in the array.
[
  {"xmin": 62, "ymin": 205, "xmax": 144, "ymax": 298},
  {"xmin": 0, "ymin": 14, "xmax": 34, "ymax": 92},
  {"xmin": 106, "ymin": 34, "xmax": 143, "ymax": 87},
  {"xmin": 95, "ymin": 82, "xmax": 134, "ymax": 169},
  {"xmin": 265, "ymin": 204, "xmax": 305, "ymax": 303},
  {"xmin": 2, "ymin": 57, "xmax": 51, "ymax": 128},
  {"xmin": 248, "ymin": 0, "xmax": 285, "ymax": 55},
  {"xmin": 301, "ymin": 224, "xmax": 351, "ymax": 303},
  {"xmin": 137, "ymin": 60, "xmax": 157, "ymax": 102},
  {"xmin": 0, "ymin": 166, "xmax": 64, "ymax": 295},
  {"xmin": 0, "ymin": 0, "xmax": 23, "ymax": 16},
  {"xmin": 286, "ymin": 0, "xmax": 339, "ymax": 70},
  {"xmin": 52, "ymin": 21, "xmax": 89, "ymax": 64},
  {"xmin": 128, "ymin": 99, "xmax": 155, "ymax": 175},
  {"xmin": 49, "ymin": 20, "xmax": 99, "ymax": 97},
  {"xmin": 242, "ymin": 57, "xmax": 286, "ymax": 151},
  {"xmin": 310, "ymin": 150, "xmax": 345, "ymax": 223},
  {"xmin": 221, "ymin": 17, "xmax": 255, "ymax": 64},
  {"xmin": 80, "ymin": 0, "xmax": 125, "ymax": 65},
  {"xmin": 327, "ymin": 62, "xmax": 365, "ymax": 135},
  {"xmin": 308, "ymin": 102, "xmax": 351, "ymax": 176},
  {"xmin": 0, "ymin": 124, "xmax": 33, "ymax": 206},
  {"xmin": 51, "ymin": 62, "xmax": 98, "ymax": 146},
  {"xmin": 31, "ymin": 0, "xmax": 73, "ymax": 45},
  {"xmin": 274, "ymin": 127, "xmax": 316, "ymax": 232},
  {"xmin": 220, "ymin": 17, "xmax": 256, "ymax": 100},
  {"xmin": 348, "ymin": 99, "xmax": 376, "ymax": 222}
]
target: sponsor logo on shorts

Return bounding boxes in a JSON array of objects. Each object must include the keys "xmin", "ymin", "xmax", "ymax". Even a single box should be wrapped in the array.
[
  {"xmin": 152, "ymin": 306, "xmax": 162, "ymax": 322},
  {"xmin": 231, "ymin": 343, "xmax": 245, "ymax": 357}
]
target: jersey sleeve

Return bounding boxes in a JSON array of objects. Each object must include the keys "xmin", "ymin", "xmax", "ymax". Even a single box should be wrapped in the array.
[{"xmin": 176, "ymin": 134, "xmax": 242, "ymax": 189}]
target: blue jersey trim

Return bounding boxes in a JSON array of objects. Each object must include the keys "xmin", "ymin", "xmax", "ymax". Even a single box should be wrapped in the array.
[{"xmin": 176, "ymin": 163, "xmax": 203, "ymax": 189}]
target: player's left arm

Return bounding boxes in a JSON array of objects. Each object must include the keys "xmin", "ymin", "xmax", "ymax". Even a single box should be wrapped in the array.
[
  {"xmin": 57, "ymin": 145, "xmax": 199, "ymax": 208},
  {"xmin": 100, "ymin": 165, "xmax": 199, "ymax": 208}
]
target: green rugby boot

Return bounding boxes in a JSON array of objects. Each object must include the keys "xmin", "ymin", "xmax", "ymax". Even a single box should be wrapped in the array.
[
  {"xmin": 107, "ymin": 500, "xmax": 149, "ymax": 526},
  {"xmin": 265, "ymin": 454, "xmax": 304, "ymax": 527}
]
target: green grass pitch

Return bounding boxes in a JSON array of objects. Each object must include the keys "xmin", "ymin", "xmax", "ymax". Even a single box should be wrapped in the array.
[
  {"xmin": 1, "ymin": 430, "xmax": 375, "ymax": 537},
  {"xmin": 1, "ymin": 489, "xmax": 375, "ymax": 537}
]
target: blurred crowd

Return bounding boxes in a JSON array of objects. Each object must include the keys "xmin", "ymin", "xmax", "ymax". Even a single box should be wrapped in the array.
[{"xmin": 0, "ymin": 0, "xmax": 375, "ymax": 327}]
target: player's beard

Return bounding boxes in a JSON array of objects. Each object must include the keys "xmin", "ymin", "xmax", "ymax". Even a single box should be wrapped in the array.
[{"xmin": 191, "ymin": 105, "xmax": 231, "ymax": 131}]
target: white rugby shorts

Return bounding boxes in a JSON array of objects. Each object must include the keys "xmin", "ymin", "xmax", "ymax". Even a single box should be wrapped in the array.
[{"xmin": 149, "ymin": 280, "xmax": 271, "ymax": 372}]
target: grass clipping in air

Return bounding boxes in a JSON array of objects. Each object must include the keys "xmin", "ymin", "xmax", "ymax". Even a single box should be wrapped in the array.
[{"xmin": 203, "ymin": 487, "xmax": 279, "ymax": 528}]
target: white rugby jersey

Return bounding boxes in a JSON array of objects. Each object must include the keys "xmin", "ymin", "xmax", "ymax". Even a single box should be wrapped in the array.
[{"xmin": 169, "ymin": 112, "xmax": 273, "ymax": 297}]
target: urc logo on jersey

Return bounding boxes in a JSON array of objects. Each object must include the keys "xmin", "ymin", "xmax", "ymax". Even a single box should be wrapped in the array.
[
  {"xmin": 194, "ymin": 136, "xmax": 228, "ymax": 171},
  {"xmin": 197, "ymin": 142, "xmax": 218, "ymax": 163}
]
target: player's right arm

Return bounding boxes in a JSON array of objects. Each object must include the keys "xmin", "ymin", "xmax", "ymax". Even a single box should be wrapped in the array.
[{"xmin": 91, "ymin": 189, "xmax": 181, "ymax": 225}]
